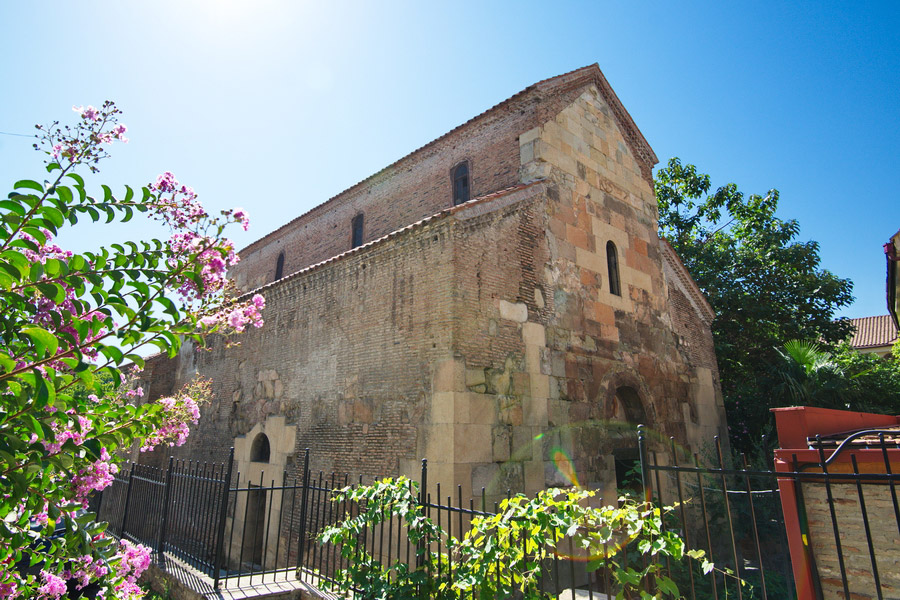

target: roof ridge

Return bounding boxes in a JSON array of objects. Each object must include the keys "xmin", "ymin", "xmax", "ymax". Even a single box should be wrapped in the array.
[
  {"xmin": 241, "ymin": 180, "xmax": 545, "ymax": 298},
  {"xmin": 238, "ymin": 64, "xmax": 654, "ymax": 257}
]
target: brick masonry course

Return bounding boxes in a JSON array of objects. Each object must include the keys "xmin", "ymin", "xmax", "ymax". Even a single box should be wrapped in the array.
[{"xmin": 140, "ymin": 65, "xmax": 728, "ymax": 510}]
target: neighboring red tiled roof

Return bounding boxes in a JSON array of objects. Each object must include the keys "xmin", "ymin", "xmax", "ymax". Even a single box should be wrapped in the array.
[{"xmin": 847, "ymin": 315, "xmax": 898, "ymax": 350}]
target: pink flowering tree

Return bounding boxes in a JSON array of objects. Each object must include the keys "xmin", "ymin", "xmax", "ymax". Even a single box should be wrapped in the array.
[{"xmin": 0, "ymin": 102, "xmax": 265, "ymax": 599}]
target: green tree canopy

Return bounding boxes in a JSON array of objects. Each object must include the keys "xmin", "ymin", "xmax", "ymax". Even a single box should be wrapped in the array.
[
  {"xmin": 654, "ymin": 158, "xmax": 854, "ymax": 448},
  {"xmin": 772, "ymin": 340, "xmax": 900, "ymax": 417}
]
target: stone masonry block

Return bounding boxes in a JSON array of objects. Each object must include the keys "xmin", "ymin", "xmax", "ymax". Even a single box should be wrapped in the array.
[
  {"xmin": 430, "ymin": 392, "xmax": 455, "ymax": 424},
  {"xmin": 575, "ymin": 247, "xmax": 605, "ymax": 274},
  {"xmin": 424, "ymin": 424, "xmax": 455, "ymax": 462},
  {"xmin": 499, "ymin": 300, "xmax": 528, "ymax": 322},
  {"xmin": 455, "ymin": 424, "xmax": 492, "ymax": 463},
  {"xmin": 434, "ymin": 358, "xmax": 464, "ymax": 393},
  {"xmin": 492, "ymin": 425, "xmax": 511, "ymax": 462},
  {"xmin": 465, "ymin": 393, "xmax": 497, "ymax": 425},
  {"xmin": 530, "ymin": 373, "xmax": 550, "ymax": 400},
  {"xmin": 522, "ymin": 322, "xmax": 546, "ymax": 347}
]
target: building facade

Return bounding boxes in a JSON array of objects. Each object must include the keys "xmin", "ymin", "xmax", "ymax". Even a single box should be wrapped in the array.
[{"xmin": 141, "ymin": 64, "xmax": 728, "ymax": 504}]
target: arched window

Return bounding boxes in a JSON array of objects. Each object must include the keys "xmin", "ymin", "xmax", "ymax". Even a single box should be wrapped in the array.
[
  {"xmin": 250, "ymin": 433, "xmax": 270, "ymax": 463},
  {"xmin": 615, "ymin": 386, "xmax": 647, "ymax": 425},
  {"xmin": 452, "ymin": 162, "xmax": 470, "ymax": 206},
  {"xmin": 351, "ymin": 213, "xmax": 364, "ymax": 248},
  {"xmin": 606, "ymin": 241, "xmax": 621, "ymax": 296},
  {"xmin": 274, "ymin": 251, "xmax": 285, "ymax": 281}
]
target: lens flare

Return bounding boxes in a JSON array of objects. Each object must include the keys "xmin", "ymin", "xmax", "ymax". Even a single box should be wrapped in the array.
[{"xmin": 551, "ymin": 447, "xmax": 579, "ymax": 488}]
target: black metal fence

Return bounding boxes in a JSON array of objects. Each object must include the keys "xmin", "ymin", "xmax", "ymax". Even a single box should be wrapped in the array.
[
  {"xmin": 93, "ymin": 451, "xmax": 625, "ymax": 596},
  {"xmin": 91, "ymin": 430, "xmax": 900, "ymax": 599},
  {"xmin": 638, "ymin": 426, "xmax": 900, "ymax": 600}
]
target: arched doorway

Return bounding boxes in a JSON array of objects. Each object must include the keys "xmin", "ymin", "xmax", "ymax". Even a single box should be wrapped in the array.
[{"xmin": 612, "ymin": 385, "xmax": 647, "ymax": 492}]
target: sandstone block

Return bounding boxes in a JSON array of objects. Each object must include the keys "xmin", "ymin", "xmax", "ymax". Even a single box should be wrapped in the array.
[
  {"xmin": 492, "ymin": 425, "xmax": 511, "ymax": 462},
  {"xmin": 575, "ymin": 247, "xmax": 605, "ymax": 274},
  {"xmin": 522, "ymin": 322, "xmax": 546, "ymax": 347},
  {"xmin": 455, "ymin": 424, "xmax": 492, "ymax": 463},
  {"xmin": 430, "ymin": 392, "xmax": 454, "ymax": 424},
  {"xmin": 499, "ymin": 300, "xmax": 528, "ymax": 323}
]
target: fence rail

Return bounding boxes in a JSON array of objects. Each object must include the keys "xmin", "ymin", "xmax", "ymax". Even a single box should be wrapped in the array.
[
  {"xmin": 638, "ymin": 426, "xmax": 900, "ymax": 600},
  {"xmin": 91, "ymin": 429, "xmax": 900, "ymax": 599}
]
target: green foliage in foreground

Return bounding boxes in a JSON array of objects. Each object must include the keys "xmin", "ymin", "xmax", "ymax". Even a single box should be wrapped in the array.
[{"xmin": 319, "ymin": 477, "xmax": 728, "ymax": 600}]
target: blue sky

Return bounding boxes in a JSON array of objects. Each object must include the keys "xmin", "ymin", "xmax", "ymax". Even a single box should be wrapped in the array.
[{"xmin": 1, "ymin": 1, "xmax": 897, "ymax": 318}]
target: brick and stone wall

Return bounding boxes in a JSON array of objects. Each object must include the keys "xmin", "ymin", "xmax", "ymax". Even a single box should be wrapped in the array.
[
  {"xmin": 803, "ymin": 481, "xmax": 900, "ymax": 599},
  {"xmin": 230, "ymin": 69, "xmax": 649, "ymax": 293},
  {"xmin": 140, "ymin": 68, "xmax": 727, "ymax": 510}
]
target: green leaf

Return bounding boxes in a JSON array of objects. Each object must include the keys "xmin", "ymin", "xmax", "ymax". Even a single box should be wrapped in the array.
[
  {"xmin": 56, "ymin": 185, "xmax": 73, "ymax": 205},
  {"xmin": 44, "ymin": 258, "xmax": 67, "ymax": 277},
  {"xmin": 40, "ymin": 205, "xmax": 65, "ymax": 228},
  {"xmin": 28, "ymin": 261, "xmax": 43, "ymax": 281},
  {"xmin": 14, "ymin": 180, "xmax": 43, "ymax": 192},
  {"xmin": 656, "ymin": 575, "xmax": 679, "ymax": 597},
  {"xmin": 100, "ymin": 345, "xmax": 124, "ymax": 364},
  {"xmin": 21, "ymin": 227, "xmax": 46, "ymax": 246},
  {"xmin": 36, "ymin": 282, "xmax": 66, "ymax": 303},
  {"xmin": 68, "ymin": 254, "xmax": 86, "ymax": 271},
  {"xmin": 0, "ymin": 352, "xmax": 15, "ymax": 372},
  {"xmin": 0, "ymin": 200, "xmax": 27, "ymax": 217},
  {"xmin": 22, "ymin": 327, "xmax": 59, "ymax": 358}
]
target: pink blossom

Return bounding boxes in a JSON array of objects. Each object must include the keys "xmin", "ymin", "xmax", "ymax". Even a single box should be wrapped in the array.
[
  {"xmin": 141, "ymin": 393, "xmax": 201, "ymax": 451},
  {"xmin": 152, "ymin": 172, "xmax": 177, "ymax": 194},
  {"xmin": 233, "ymin": 208, "xmax": 250, "ymax": 231},
  {"xmin": 112, "ymin": 123, "xmax": 128, "ymax": 142},
  {"xmin": 72, "ymin": 105, "xmax": 101, "ymax": 122},
  {"xmin": 251, "ymin": 294, "xmax": 266, "ymax": 310},
  {"xmin": 0, "ymin": 579, "xmax": 19, "ymax": 599},
  {"xmin": 71, "ymin": 448, "xmax": 119, "ymax": 506},
  {"xmin": 36, "ymin": 571, "xmax": 66, "ymax": 599}
]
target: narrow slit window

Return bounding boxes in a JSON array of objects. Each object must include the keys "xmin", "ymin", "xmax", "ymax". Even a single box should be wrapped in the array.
[
  {"xmin": 606, "ymin": 241, "xmax": 621, "ymax": 296},
  {"xmin": 274, "ymin": 251, "xmax": 285, "ymax": 281},
  {"xmin": 351, "ymin": 213, "xmax": 364, "ymax": 248},
  {"xmin": 452, "ymin": 162, "xmax": 470, "ymax": 206}
]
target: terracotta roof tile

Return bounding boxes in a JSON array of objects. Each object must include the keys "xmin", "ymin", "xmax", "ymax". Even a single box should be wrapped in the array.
[{"xmin": 847, "ymin": 315, "xmax": 898, "ymax": 350}]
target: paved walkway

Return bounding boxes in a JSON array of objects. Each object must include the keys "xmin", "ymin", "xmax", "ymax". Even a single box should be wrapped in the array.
[{"xmin": 157, "ymin": 552, "xmax": 340, "ymax": 600}]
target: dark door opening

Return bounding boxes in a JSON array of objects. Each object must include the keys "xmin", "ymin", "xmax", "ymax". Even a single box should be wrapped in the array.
[{"xmin": 242, "ymin": 484, "xmax": 266, "ymax": 567}]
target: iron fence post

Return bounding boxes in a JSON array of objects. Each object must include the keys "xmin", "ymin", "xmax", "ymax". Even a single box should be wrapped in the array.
[
  {"xmin": 296, "ymin": 449, "xmax": 311, "ymax": 570},
  {"xmin": 120, "ymin": 462, "xmax": 136, "ymax": 536},
  {"xmin": 157, "ymin": 456, "xmax": 175, "ymax": 567},
  {"xmin": 212, "ymin": 447, "xmax": 235, "ymax": 589},
  {"xmin": 417, "ymin": 459, "xmax": 427, "ymax": 570},
  {"xmin": 638, "ymin": 424, "xmax": 651, "ymax": 503}
]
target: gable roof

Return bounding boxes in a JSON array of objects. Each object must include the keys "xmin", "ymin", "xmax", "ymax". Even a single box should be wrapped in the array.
[
  {"xmin": 658, "ymin": 238, "xmax": 715, "ymax": 324},
  {"xmin": 245, "ymin": 181, "xmax": 546, "ymax": 297},
  {"xmin": 847, "ymin": 315, "xmax": 898, "ymax": 350},
  {"xmin": 239, "ymin": 64, "xmax": 657, "ymax": 257}
]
